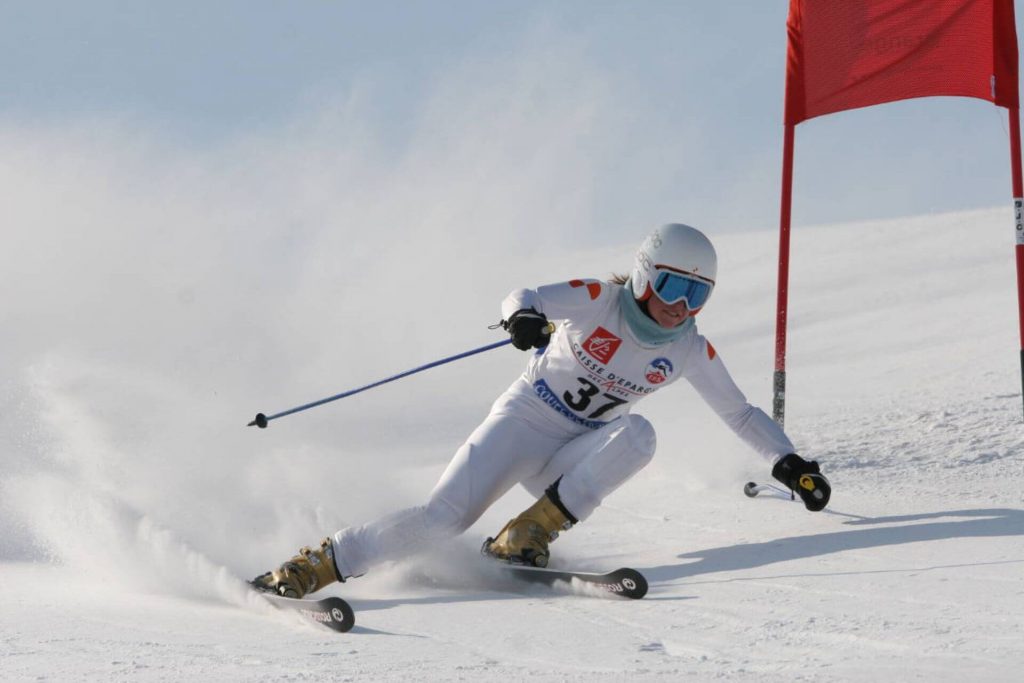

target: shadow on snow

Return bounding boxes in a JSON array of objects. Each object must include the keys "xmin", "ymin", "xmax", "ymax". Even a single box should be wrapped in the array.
[{"xmin": 644, "ymin": 507, "xmax": 1024, "ymax": 584}]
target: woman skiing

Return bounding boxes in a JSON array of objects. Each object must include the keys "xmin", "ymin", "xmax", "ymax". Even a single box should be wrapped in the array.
[{"xmin": 252, "ymin": 223, "xmax": 831, "ymax": 598}]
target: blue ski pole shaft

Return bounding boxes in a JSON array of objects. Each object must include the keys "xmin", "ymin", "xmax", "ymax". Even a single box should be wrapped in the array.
[{"xmin": 249, "ymin": 338, "xmax": 513, "ymax": 428}]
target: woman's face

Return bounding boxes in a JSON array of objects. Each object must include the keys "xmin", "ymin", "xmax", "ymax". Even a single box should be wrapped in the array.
[{"xmin": 646, "ymin": 295, "xmax": 694, "ymax": 328}]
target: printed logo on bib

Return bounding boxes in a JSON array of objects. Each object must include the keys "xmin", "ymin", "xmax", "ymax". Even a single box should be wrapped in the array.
[
  {"xmin": 645, "ymin": 357, "xmax": 674, "ymax": 384},
  {"xmin": 582, "ymin": 327, "xmax": 622, "ymax": 364}
]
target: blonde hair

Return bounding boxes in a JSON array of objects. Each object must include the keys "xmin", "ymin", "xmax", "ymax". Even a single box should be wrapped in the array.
[{"xmin": 609, "ymin": 273, "xmax": 629, "ymax": 285}]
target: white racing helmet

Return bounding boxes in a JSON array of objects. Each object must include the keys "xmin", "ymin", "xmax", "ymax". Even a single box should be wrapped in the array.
[{"xmin": 630, "ymin": 223, "xmax": 717, "ymax": 312}]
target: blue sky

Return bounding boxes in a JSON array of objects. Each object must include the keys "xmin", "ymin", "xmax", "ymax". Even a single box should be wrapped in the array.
[{"xmin": 3, "ymin": 1, "xmax": 1022, "ymax": 240}]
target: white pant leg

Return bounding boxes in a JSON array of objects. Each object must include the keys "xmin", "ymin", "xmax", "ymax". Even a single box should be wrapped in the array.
[
  {"xmin": 521, "ymin": 414, "xmax": 656, "ymax": 522},
  {"xmin": 332, "ymin": 408, "xmax": 567, "ymax": 578}
]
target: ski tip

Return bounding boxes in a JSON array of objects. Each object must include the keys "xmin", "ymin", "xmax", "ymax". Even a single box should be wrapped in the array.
[
  {"xmin": 616, "ymin": 568, "xmax": 648, "ymax": 599},
  {"xmin": 255, "ymin": 591, "xmax": 356, "ymax": 633},
  {"xmin": 318, "ymin": 597, "xmax": 356, "ymax": 633}
]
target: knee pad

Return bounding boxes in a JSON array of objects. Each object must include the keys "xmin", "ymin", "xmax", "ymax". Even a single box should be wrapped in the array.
[
  {"xmin": 622, "ymin": 414, "xmax": 657, "ymax": 466},
  {"xmin": 556, "ymin": 415, "xmax": 657, "ymax": 522}
]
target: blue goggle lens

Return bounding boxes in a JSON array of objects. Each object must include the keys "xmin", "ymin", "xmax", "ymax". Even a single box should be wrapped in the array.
[{"xmin": 652, "ymin": 271, "xmax": 712, "ymax": 308}]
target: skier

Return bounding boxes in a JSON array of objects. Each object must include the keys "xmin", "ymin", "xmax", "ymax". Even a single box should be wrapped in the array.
[{"xmin": 252, "ymin": 223, "xmax": 831, "ymax": 598}]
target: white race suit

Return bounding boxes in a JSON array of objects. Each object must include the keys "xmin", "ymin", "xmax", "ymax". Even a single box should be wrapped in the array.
[{"xmin": 331, "ymin": 279, "xmax": 794, "ymax": 579}]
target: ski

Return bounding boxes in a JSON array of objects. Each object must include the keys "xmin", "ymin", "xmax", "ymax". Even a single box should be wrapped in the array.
[
  {"xmin": 255, "ymin": 590, "xmax": 356, "ymax": 633},
  {"xmin": 500, "ymin": 564, "xmax": 648, "ymax": 599}
]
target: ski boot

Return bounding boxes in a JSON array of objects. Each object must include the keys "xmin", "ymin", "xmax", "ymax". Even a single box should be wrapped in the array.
[
  {"xmin": 772, "ymin": 453, "xmax": 831, "ymax": 511},
  {"xmin": 250, "ymin": 537, "xmax": 343, "ymax": 598},
  {"xmin": 482, "ymin": 486, "xmax": 577, "ymax": 567}
]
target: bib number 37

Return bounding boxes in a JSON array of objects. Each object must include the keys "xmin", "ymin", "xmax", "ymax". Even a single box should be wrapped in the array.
[{"xmin": 563, "ymin": 377, "xmax": 627, "ymax": 419}]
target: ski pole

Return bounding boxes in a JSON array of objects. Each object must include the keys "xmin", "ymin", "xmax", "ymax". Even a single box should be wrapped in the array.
[
  {"xmin": 742, "ymin": 481, "xmax": 794, "ymax": 500},
  {"xmin": 248, "ymin": 338, "xmax": 511, "ymax": 428},
  {"xmin": 248, "ymin": 323, "xmax": 553, "ymax": 428}
]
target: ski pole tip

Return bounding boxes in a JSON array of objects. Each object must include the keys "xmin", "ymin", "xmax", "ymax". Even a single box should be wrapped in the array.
[{"xmin": 248, "ymin": 413, "xmax": 269, "ymax": 429}]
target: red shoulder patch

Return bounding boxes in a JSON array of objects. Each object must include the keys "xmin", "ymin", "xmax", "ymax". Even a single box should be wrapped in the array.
[
  {"xmin": 706, "ymin": 340, "xmax": 717, "ymax": 360},
  {"xmin": 569, "ymin": 279, "xmax": 602, "ymax": 301}
]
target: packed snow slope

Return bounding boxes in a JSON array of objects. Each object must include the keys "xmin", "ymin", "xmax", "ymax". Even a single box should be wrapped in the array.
[{"xmin": 2, "ymin": 207, "xmax": 1022, "ymax": 681}]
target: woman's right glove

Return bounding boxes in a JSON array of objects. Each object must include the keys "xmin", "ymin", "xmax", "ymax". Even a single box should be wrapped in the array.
[
  {"xmin": 503, "ymin": 308, "xmax": 551, "ymax": 350},
  {"xmin": 772, "ymin": 453, "xmax": 831, "ymax": 511}
]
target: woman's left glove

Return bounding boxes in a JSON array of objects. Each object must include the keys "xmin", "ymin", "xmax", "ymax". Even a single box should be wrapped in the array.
[
  {"xmin": 771, "ymin": 453, "xmax": 831, "ymax": 511},
  {"xmin": 503, "ymin": 308, "xmax": 551, "ymax": 350}
]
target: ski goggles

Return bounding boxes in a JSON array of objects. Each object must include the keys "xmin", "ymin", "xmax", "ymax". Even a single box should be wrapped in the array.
[{"xmin": 651, "ymin": 269, "xmax": 714, "ymax": 309}]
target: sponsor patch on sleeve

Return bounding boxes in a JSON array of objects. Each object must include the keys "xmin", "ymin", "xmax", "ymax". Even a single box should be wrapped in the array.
[{"xmin": 569, "ymin": 279, "xmax": 603, "ymax": 301}]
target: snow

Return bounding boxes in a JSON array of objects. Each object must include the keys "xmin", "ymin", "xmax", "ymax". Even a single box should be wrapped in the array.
[{"xmin": 2, "ymin": 207, "xmax": 1023, "ymax": 681}]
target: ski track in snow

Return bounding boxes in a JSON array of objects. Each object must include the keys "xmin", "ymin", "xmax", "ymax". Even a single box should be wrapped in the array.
[{"xmin": 2, "ymin": 208, "xmax": 1023, "ymax": 681}]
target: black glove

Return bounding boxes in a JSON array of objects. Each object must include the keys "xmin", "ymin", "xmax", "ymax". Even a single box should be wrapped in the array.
[
  {"xmin": 772, "ymin": 453, "xmax": 831, "ymax": 512},
  {"xmin": 503, "ymin": 308, "xmax": 551, "ymax": 350}
]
